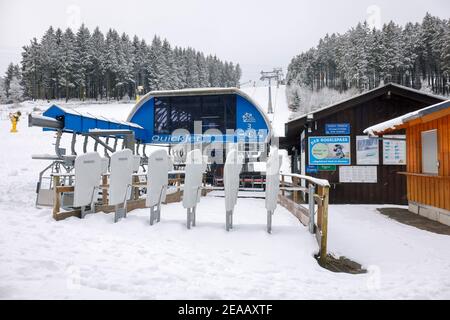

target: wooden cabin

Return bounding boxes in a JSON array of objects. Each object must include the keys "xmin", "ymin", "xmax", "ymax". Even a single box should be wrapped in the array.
[
  {"xmin": 282, "ymin": 83, "xmax": 445, "ymax": 205},
  {"xmin": 365, "ymin": 100, "xmax": 450, "ymax": 226}
]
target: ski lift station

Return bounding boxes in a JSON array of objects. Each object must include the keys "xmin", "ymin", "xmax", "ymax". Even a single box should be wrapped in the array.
[
  {"xmin": 27, "ymin": 86, "xmax": 331, "ymax": 264},
  {"xmin": 33, "ymin": 88, "xmax": 272, "ymax": 169},
  {"xmin": 128, "ymin": 87, "xmax": 271, "ymax": 144},
  {"xmin": 38, "ymin": 87, "xmax": 271, "ymax": 143}
]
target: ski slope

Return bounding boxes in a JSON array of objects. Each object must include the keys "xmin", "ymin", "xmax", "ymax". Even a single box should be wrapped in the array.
[
  {"xmin": 1, "ymin": 101, "xmax": 450, "ymax": 299},
  {"xmin": 240, "ymin": 85, "xmax": 289, "ymax": 138}
]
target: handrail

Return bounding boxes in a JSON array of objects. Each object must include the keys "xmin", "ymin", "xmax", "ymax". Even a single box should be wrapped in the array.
[
  {"xmin": 279, "ymin": 173, "xmax": 330, "ymax": 265},
  {"xmin": 280, "ymin": 172, "xmax": 330, "ymax": 187}
]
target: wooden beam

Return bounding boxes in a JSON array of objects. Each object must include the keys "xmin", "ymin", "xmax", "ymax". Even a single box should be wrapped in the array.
[{"xmin": 55, "ymin": 186, "xmax": 74, "ymax": 193}]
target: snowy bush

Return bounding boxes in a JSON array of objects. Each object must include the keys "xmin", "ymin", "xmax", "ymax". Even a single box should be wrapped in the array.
[
  {"xmin": 287, "ymin": 83, "xmax": 358, "ymax": 118},
  {"xmin": 8, "ymin": 76, "xmax": 24, "ymax": 103}
]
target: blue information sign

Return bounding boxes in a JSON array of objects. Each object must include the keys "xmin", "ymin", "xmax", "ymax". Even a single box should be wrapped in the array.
[
  {"xmin": 325, "ymin": 123, "xmax": 350, "ymax": 135},
  {"xmin": 308, "ymin": 136, "xmax": 351, "ymax": 165},
  {"xmin": 306, "ymin": 165, "xmax": 318, "ymax": 173}
]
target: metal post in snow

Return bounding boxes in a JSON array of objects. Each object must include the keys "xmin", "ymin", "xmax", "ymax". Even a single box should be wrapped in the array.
[{"xmin": 268, "ymin": 78, "xmax": 273, "ymax": 114}]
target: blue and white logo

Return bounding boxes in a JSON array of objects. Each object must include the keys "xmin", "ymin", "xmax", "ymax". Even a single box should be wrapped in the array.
[{"xmin": 242, "ymin": 112, "xmax": 256, "ymax": 123}]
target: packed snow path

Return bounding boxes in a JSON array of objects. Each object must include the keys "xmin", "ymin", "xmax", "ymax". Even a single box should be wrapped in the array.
[{"xmin": 1, "ymin": 102, "xmax": 450, "ymax": 299}]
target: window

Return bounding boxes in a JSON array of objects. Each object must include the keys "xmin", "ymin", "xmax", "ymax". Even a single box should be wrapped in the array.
[
  {"xmin": 153, "ymin": 94, "xmax": 236, "ymax": 135},
  {"xmin": 201, "ymin": 95, "xmax": 223, "ymax": 131},
  {"xmin": 224, "ymin": 95, "xmax": 236, "ymax": 130},
  {"xmin": 171, "ymin": 96, "xmax": 201, "ymax": 132},
  {"xmin": 421, "ymin": 129, "xmax": 438, "ymax": 175},
  {"xmin": 154, "ymin": 97, "xmax": 170, "ymax": 134}
]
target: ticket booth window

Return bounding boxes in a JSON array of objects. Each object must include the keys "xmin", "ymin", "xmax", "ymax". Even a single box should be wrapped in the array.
[{"xmin": 421, "ymin": 129, "xmax": 438, "ymax": 175}]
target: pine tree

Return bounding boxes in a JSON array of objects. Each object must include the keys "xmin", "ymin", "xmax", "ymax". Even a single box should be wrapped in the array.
[
  {"xmin": 61, "ymin": 28, "xmax": 77, "ymax": 101},
  {"xmin": 54, "ymin": 28, "xmax": 64, "ymax": 99},
  {"xmin": 147, "ymin": 36, "xmax": 165, "ymax": 91},
  {"xmin": 287, "ymin": 13, "xmax": 449, "ymax": 97},
  {"xmin": 234, "ymin": 64, "xmax": 242, "ymax": 87},
  {"xmin": 289, "ymin": 89, "xmax": 301, "ymax": 112},
  {"xmin": 40, "ymin": 26, "xmax": 58, "ymax": 99},
  {"xmin": 16, "ymin": 25, "xmax": 241, "ymax": 100},
  {"xmin": 75, "ymin": 24, "xmax": 92, "ymax": 100},
  {"xmin": 174, "ymin": 47, "xmax": 187, "ymax": 88},
  {"xmin": 196, "ymin": 52, "xmax": 209, "ymax": 87},
  {"xmin": 206, "ymin": 55, "xmax": 220, "ymax": 87},
  {"xmin": 89, "ymin": 27, "xmax": 106, "ymax": 99},
  {"xmin": 117, "ymin": 33, "xmax": 134, "ymax": 99},
  {"xmin": 8, "ymin": 76, "xmax": 24, "ymax": 102},
  {"xmin": 104, "ymin": 29, "xmax": 120, "ymax": 99},
  {"xmin": 21, "ymin": 38, "xmax": 41, "ymax": 99},
  {"xmin": 132, "ymin": 36, "xmax": 149, "ymax": 93},
  {"xmin": 0, "ymin": 77, "xmax": 5, "ymax": 103},
  {"xmin": 160, "ymin": 39, "xmax": 176, "ymax": 89},
  {"xmin": 402, "ymin": 22, "xmax": 422, "ymax": 88},
  {"xmin": 4, "ymin": 63, "xmax": 17, "ymax": 98}
]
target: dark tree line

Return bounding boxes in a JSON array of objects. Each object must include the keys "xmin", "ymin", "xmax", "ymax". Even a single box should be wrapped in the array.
[
  {"xmin": 287, "ymin": 13, "xmax": 450, "ymax": 101},
  {"xmin": 18, "ymin": 25, "xmax": 242, "ymax": 101}
]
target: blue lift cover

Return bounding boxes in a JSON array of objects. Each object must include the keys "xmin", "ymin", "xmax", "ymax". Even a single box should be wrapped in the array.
[{"xmin": 42, "ymin": 105, "xmax": 146, "ymax": 141}]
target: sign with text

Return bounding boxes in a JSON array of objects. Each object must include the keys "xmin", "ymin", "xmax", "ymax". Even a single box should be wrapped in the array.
[
  {"xmin": 325, "ymin": 123, "xmax": 350, "ymax": 135},
  {"xmin": 306, "ymin": 165, "xmax": 318, "ymax": 173},
  {"xmin": 318, "ymin": 165, "xmax": 337, "ymax": 171},
  {"xmin": 339, "ymin": 166, "xmax": 378, "ymax": 183},
  {"xmin": 383, "ymin": 135, "xmax": 406, "ymax": 165},
  {"xmin": 308, "ymin": 136, "xmax": 351, "ymax": 165}
]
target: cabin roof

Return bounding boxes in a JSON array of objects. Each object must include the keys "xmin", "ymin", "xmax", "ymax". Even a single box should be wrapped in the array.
[
  {"xmin": 285, "ymin": 83, "xmax": 446, "ymax": 137},
  {"xmin": 364, "ymin": 99, "xmax": 450, "ymax": 136}
]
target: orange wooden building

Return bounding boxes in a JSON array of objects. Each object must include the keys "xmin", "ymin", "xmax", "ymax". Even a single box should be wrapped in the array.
[{"xmin": 365, "ymin": 100, "xmax": 450, "ymax": 226}]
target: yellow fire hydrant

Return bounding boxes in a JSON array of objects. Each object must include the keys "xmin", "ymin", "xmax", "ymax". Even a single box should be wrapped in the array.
[{"xmin": 9, "ymin": 111, "xmax": 21, "ymax": 133}]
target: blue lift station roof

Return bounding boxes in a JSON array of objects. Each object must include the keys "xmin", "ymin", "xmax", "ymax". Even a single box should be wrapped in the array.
[{"xmin": 42, "ymin": 105, "xmax": 146, "ymax": 141}]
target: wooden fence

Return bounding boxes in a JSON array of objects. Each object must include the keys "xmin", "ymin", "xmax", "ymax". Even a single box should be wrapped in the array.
[
  {"xmin": 279, "ymin": 173, "xmax": 330, "ymax": 265},
  {"xmin": 50, "ymin": 170, "xmax": 330, "ymax": 264}
]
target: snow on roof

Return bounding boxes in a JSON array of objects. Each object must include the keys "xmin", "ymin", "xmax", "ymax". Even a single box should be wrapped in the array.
[
  {"xmin": 288, "ymin": 83, "xmax": 446, "ymax": 124},
  {"xmin": 364, "ymin": 99, "xmax": 450, "ymax": 136},
  {"xmin": 54, "ymin": 105, "xmax": 143, "ymax": 129},
  {"xmin": 149, "ymin": 87, "xmax": 238, "ymax": 96},
  {"xmin": 240, "ymin": 85, "xmax": 289, "ymax": 137}
]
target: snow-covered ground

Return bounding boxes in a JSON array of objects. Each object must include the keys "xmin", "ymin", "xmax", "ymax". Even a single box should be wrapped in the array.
[{"xmin": 1, "ymin": 102, "xmax": 450, "ymax": 299}]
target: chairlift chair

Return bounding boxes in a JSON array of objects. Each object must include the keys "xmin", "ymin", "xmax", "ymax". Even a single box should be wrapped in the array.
[
  {"xmin": 146, "ymin": 149, "xmax": 169, "ymax": 225},
  {"xmin": 224, "ymin": 150, "xmax": 243, "ymax": 231},
  {"xmin": 109, "ymin": 149, "xmax": 137, "ymax": 223},
  {"xmin": 182, "ymin": 149, "xmax": 205, "ymax": 229},
  {"xmin": 73, "ymin": 152, "xmax": 103, "ymax": 218},
  {"xmin": 265, "ymin": 146, "xmax": 282, "ymax": 233}
]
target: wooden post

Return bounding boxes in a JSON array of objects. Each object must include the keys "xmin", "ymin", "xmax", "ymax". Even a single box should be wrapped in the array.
[
  {"xmin": 133, "ymin": 175, "xmax": 139, "ymax": 200},
  {"xmin": 293, "ymin": 177, "xmax": 300, "ymax": 203},
  {"xmin": 52, "ymin": 175, "xmax": 61, "ymax": 220},
  {"xmin": 176, "ymin": 174, "xmax": 181, "ymax": 202},
  {"xmin": 202, "ymin": 173, "xmax": 206, "ymax": 196},
  {"xmin": 319, "ymin": 186, "xmax": 329, "ymax": 265},
  {"xmin": 317, "ymin": 186, "xmax": 324, "ymax": 230},
  {"xmin": 102, "ymin": 175, "xmax": 108, "ymax": 205}
]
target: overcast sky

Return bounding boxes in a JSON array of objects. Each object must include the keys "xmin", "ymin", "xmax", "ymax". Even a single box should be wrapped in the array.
[{"xmin": 0, "ymin": 0, "xmax": 449, "ymax": 84}]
